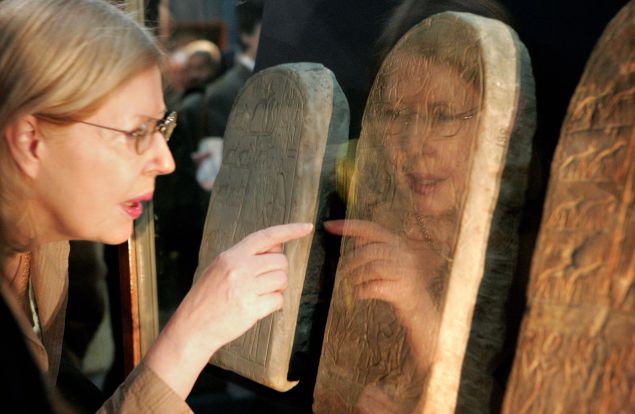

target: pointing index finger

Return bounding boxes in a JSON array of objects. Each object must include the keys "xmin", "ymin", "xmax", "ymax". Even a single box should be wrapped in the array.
[
  {"xmin": 234, "ymin": 223, "xmax": 314, "ymax": 255},
  {"xmin": 324, "ymin": 219, "xmax": 396, "ymax": 243}
]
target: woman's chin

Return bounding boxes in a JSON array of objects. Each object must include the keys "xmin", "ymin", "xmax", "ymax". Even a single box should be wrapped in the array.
[
  {"xmin": 399, "ymin": 185, "xmax": 452, "ymax": 218},
  {"xmin": 104, "ymin": 235, "xmax": 130, "ymax": 245},
  {"xmin": 98, "ymin": 223, "xmax": 134, "ymax": 245},
  {"xmin": 413, "ymin": 202, "xmax": 452, "ymax": 218}
]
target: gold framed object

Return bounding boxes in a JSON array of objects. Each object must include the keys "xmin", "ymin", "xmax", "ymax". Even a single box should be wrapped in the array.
[{"xmin": 118, "ymin": 0, "xmax": 159, "ymax": 375}]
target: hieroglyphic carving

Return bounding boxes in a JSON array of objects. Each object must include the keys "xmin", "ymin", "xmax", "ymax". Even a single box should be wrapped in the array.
[
  {"xmin": 193, "ymin": 63, "xmax": 349, "ymax": 390},
  {"xmin": 503, "ymin": 2, "xmax": 635, "ymax": 412},
  {"xmin": 314, "ymin": 12, "xmax": 535, "ymax": 414}
]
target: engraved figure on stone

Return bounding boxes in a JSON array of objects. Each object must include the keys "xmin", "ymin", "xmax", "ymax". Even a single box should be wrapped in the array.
[
  {"xmin": 202, "ymin": 73, "xmax": 306, "ymax": 366},
  {"xmin": 325, "ymin": 32, "xmax": 481, "ymax": 413}
]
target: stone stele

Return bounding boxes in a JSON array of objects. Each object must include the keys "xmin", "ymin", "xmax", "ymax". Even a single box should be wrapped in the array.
[
  {"xmin": 193, "ymin": 63, "xmax": 349, "ymax": 391},
  {"xmin": 313, "ymin": 12, "xmax": 535, "ymax": 413},
  {"xmin": 503, "ymin": 2, "xmax": 635, "ymax": 413}
]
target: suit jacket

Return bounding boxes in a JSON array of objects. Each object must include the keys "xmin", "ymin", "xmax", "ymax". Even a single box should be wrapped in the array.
[
  {"xmin": 2, "ymin": 241, "xmax": 192, "ymax": 413},
  {"xmin": 204, "ymin": 62, "xmax": 253, "ymax": 138}
]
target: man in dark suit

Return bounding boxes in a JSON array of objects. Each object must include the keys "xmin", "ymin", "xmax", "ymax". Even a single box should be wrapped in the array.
[
  {"xmin": 153, "ymin": 3, "xmax": 265, "ymax": 323},
  {"xmin": 203, "ymin": 0, "xmax": 262, "ymax": 138}
]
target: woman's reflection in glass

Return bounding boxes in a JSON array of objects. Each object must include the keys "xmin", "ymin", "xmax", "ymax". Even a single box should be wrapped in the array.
[{"xmin": 326, "ymin": 37, "xmax": 481, "ymax": 413}]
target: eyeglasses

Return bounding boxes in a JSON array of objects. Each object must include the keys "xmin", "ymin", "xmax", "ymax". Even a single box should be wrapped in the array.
[
  {"xmin": 379, "ymin": 104, "xmax": 477, "ymax": 140},
  {"xmin": 75, "ymin": 111, "xmax": 177, "ymax": 154}
]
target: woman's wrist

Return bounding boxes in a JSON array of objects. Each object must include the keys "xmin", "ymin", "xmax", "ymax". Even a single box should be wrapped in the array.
[{"xmin": 142, "ymin": 308, "xmax": 220, "ymax": 399}]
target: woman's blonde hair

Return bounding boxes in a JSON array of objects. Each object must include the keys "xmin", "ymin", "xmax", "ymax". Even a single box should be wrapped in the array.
[{"xmin": 0, "ymin": 0, "xmax": 164, "ymax": 254}]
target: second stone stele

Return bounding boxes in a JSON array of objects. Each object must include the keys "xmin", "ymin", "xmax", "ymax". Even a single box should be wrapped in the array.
[
  {"xmin": 313, "ymin": 12, "xmax": 535, "ymax": 413},
  {"xmin": 193, "ymin": 63, "xmax": 349, "ymax": 391}
]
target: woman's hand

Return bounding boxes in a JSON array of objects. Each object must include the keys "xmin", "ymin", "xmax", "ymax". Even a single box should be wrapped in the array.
[{"xmin": 143, "ymin": 222, "xmax": 313, "ymax": 398}]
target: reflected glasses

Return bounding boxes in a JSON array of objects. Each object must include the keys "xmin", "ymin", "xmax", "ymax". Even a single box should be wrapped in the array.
[
  {"xmin": 75, "ymin": 112, "xmax": 177, "ymax": 154},
  {"xmin": 380, "ymin": 104, "xmax": 476, "ymax": 139}
]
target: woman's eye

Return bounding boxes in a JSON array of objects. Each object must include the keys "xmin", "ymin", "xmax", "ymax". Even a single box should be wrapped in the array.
[
  {"xmin": 431, "ymin": 105, "xmax": 456, "ymax": 123},
  {"xmin": 377, "ymin": 105, "xmax": 394, "ymax": 118},
  {"xmin": 130, "ymin": 121, "xmax": 152, "ymax": 138},
  {"xmin": 129, "ymin": 128, "xmax": 144, "ymax": 138},
  {"xmin": 375, "ymin": 101, "xmax": 399, "ymax": 116}
]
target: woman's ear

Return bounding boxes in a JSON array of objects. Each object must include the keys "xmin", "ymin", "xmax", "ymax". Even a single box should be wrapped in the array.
[{"xmin": 4, "ymin": 115, "xmax": 42, "ymax": 179}]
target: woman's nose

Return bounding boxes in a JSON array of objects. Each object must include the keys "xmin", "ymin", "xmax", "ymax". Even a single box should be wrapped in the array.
[
  {"xmin": 144, "ymin": 131, "xmax": 176, "ymax": 175},
  {"xmin": 406, "ymin": 117, "xmax": 437, "ymax": 155}
]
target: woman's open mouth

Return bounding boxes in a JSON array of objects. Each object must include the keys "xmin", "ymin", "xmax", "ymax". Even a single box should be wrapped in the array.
[
  {"xmin": 121, "ymin": 192, "xmax": 153, "ymax": 220},
  {"xmin": 407, "ymin": 173, "xmax": 446, "ymax": 196}
]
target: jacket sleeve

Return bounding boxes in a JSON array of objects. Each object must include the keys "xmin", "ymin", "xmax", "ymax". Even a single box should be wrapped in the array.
[{"xmin": 98, "ymin": 362, "xmax": 193, "ymax": 414}]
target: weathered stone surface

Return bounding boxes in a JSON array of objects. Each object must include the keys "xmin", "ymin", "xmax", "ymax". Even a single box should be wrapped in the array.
[
  {"xmin": 192, "ymin": 63, "xmax": 348, "ymax": 391},
  {"xmin": 313, "ymin": 12, "xmax": 535, "ymax": 413},
  {"xmin": 502, "ymin": 2, "xmax": 635, "ymax": 413}
]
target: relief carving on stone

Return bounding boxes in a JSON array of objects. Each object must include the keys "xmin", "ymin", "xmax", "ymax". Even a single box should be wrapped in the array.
[
  {"xmin": 193, "ymin": 63, "xmax": 349, "ymax": 391},
  {"xmin": 503, "ymin": 2, "xmax": 635, "ymax": 413}
]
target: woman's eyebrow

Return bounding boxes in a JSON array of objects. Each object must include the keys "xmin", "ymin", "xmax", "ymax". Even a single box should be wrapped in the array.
[{"xmin": 135, "ymin": 109, "xmax": 167, "ymax": 121}]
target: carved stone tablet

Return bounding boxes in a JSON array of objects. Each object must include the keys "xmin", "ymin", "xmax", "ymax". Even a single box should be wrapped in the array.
[
  {"xmin": 313, "ymin": 12, "xmax": 535, "ymax": 413},
  {"xmin": 502, "ymin": 3, "xmax": 635, "ymax": 413},
  {"xmin": 193, "ymin": 63, "xmax": 348, "ymax": 391}
]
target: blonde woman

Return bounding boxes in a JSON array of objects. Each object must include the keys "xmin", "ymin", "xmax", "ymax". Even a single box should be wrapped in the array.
[{"xmin": 0, "ymin": 0, "xmax": 311, "ymax": 412}]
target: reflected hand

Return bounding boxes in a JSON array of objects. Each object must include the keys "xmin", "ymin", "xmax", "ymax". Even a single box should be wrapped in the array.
[
  {"xmin": 355, "ymin": 383, "xmax": 400, "ymax": 414},
  {"xmin": 325, "ymin": 219, "xmax": 437, "ymax": 321},
  {"xmin": 326, "ymin": 219, "xmax": 440, "ymax": 370},
  {"xmin": 144, "ymin": 222, "xmax": 313, "ymax": 398}
]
